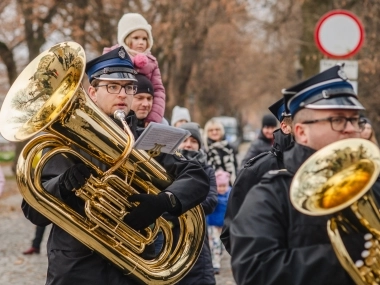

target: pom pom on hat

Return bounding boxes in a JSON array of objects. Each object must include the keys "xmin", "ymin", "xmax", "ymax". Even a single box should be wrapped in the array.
[{"xmin": 133, "ymin": 53, "xmax": 148, "ymax": 69}]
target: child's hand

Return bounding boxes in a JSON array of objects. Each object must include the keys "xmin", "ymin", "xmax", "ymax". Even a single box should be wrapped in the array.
[{"xmin": 144, "ymin": 121, "xmax": 150, "ymax": 128}]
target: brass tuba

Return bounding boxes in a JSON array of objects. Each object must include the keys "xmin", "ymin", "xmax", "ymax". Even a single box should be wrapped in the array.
[
  {"xmin": 290, "ymin": 138, "xmax": 380, "ymax": 285},
  {"xmin": 0, "ymin": 42, "xmax": 205, "ymax": 285}
]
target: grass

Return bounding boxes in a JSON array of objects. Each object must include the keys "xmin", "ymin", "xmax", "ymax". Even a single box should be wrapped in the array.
[{"xmin": 0, "ymin": 151, "xmax": 15, "ymax": 162}]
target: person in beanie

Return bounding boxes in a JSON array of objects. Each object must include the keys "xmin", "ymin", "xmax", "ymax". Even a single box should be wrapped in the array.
[
  {"xmin": 230, "ymin": 65, "xmax": 376, "ymax": 285},
  {"xmin": 163, "ymin": 122, "xmax": 217, "ymax": 285},
  {"xmin": 103, "ymin": 13, "xmax": 165, "ymax": 127},
  {"xmin": 171, "ymin": 105, "xmax": 191, "ymax": 127},
  {"xmin": 221, "ymin": 98, "xmax": 293, "ymax": 254},
  {"xmin": 241, "ymin": 113, "xmax": 278, "ymax": 166},
  {"xmin": 21, "ymin": 46, "xmax": 210, "ymax": 285},
  {"xmin": 131, "ymin": 74, "xmax": 154, "ymax": 128},
  {"xmin": 207, "ymin": 169, "xmax": 231, "ymax": 275}
]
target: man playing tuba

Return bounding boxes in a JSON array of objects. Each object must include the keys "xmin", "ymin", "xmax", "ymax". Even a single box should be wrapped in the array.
[{"xmin": 21, "ymin": 46, "xmax": 210, "ymax": 285}]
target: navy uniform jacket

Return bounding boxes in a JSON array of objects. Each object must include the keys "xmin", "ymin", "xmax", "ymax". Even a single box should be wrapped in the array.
[
  {"xmin": 229, "ymin": 142, "xmax": 380, "ymax": 285},
  {"xmin": 221, "ymin": 129, "xmax": 292, "ymax": 253},
  {"xmin": 21, "ymin": 113, "xmax": 210, "ymax": 285}
]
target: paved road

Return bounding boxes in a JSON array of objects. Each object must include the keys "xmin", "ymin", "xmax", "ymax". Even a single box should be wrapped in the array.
[{"xmin": 0, "ymin": 162, "xmax": 237, "ymax": 285}]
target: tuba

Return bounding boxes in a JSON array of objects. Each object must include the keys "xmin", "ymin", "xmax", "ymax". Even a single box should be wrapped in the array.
[
  {"xmin": 0, "ymin": 42, "xmax": 205, "ymax": 285},
  {"xmin": 290, "ymin": 138, "xmax": 380, "ymax": 285}
]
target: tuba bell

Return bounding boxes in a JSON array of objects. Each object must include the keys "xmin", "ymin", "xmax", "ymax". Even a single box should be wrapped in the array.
[
  {"xmin": 0, "ymin": 42, "xmax": 205, "ymax": 285},
  {"xmin": 290, "ymin": 138, "xmax": 380, "ymax": 285}
]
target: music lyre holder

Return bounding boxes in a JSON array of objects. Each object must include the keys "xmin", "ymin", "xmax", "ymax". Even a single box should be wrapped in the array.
[{"xmin": 126, "ymin": 143, "xmax": 166, "ymax": 192}]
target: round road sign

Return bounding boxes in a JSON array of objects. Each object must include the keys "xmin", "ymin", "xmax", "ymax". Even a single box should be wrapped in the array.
[{"xmin": 315, "ymin": 10, "xmax": 365, "ymax": 59}]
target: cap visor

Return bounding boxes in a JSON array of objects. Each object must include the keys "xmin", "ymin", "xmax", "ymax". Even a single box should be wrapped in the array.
[
  {"xmin": 305, "ymin": 96, "xmax": 365, "ymax": 110},
  {"xmin": 95, "ymin": 72, "xmax": 137, "ymax": 81}
]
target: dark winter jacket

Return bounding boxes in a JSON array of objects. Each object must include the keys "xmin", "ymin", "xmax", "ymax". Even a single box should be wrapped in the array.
[
  {"xmin": 229, "ymin": 142, "xmax": 380, "ymax": 285},
  {"xmin": 221, "ymin": 129, "xmax": 293, "ymax": 253},
  {"xmin": 174, "ymin": 149, "xmax": 217, "ymax": 285},
  {"xmin": 241, "ymin": 130, "xmax": 273, "ymax": 166},
  {"xmin": 207, "ymin": 187, "xmax": 230, "ymax": 227},
  {"xmin": 21, "ymin": 113, "xmax": 210, "ymax": 285}
]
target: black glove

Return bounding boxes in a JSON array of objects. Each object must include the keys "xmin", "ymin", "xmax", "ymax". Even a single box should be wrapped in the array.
[
  {"xmin": 58, "ymin": 163, "xmax": 91, "ymax": 198},
  {"xmin": 124, "ymin": 193, "xmax": 177, "ymax": 231}
]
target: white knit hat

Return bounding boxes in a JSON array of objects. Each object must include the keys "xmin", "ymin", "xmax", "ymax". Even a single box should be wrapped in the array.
[
  {"xmin": 171, "ymin": 106, "xmax": 191, "ymax": 126},
  {"xmin": 118, "ymin": 13, "xmax": 154, "ymax": 53}
]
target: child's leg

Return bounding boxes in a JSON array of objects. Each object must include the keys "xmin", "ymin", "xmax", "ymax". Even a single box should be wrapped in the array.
[{"xmin": 208, "ymin": 225, "xmax": 222, "ymax": 270}]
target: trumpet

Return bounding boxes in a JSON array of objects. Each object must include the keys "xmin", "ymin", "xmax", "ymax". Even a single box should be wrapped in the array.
[{"xmin": 290, "ymin": 138, "xmax": 380, "ymax": 285}]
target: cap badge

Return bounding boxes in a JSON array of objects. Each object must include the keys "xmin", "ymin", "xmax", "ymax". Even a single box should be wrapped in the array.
[
  {"xmin": 337, "ymin": 69, "xmax": 348, "ymax": 81},
  {"xmin": 118, "ymin": 49, "xmax": 126, "ymax": 59}
]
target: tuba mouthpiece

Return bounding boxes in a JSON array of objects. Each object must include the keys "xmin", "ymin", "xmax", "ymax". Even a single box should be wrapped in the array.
[{"xmin": 114, "ymin": 110, "xmax": 126, "ymax": 122}]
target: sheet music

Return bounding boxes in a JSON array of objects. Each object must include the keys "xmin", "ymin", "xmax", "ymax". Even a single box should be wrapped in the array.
[{"xmin": 134, "ymin": 122, "xmax": 191, "ymax": 154}]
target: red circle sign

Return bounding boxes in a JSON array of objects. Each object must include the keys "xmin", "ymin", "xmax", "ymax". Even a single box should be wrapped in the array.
[{"xmin": 315, "ymin": 10, "xmax": 365, "ymax": 59}]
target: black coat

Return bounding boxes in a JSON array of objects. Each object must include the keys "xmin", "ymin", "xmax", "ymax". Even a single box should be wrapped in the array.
[
  {"xmin": 221, "ymin": 129, "xmax": 292, "ymax": 254},
  {"xmin": 229, "ymin": 142, "xmax": 380, "ymax": 285},
  {"xmin": 241, "ymin": 130, "xmax": 273, "ymax": 166},
  {"xmin": 21, "ymin": 114, "xmax": 210, "ymax": 285},
  {"xmin": 174, "ymin": 160, "xmax": 217, "ymax": 285}
]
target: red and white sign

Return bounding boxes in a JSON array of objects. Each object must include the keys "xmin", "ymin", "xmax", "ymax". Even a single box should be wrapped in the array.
[{"xmin": 315, "ymin": 10, "xmax": 365, "ymax": 59}]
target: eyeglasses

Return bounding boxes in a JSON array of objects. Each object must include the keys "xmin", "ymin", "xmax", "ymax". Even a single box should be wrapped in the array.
[
  {"xmin": 208, "ymin": 128, "xmax": 221, "ymax": 132},
  {"xmin": 301, "ymin": 116, "xmax": 366, "ymax": 132},
  {"xmin": 97, "ymin": 83, "xmax": 137, "ymax": 95}
]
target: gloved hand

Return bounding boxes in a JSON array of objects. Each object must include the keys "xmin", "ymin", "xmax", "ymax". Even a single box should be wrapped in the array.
[
  {"xmin": 58, "ymin": 163, "xmax": 91, "ymax": 197},
  {"xmin": 124, "ymin": 193, "xmax": 177, "ymax": 231}
]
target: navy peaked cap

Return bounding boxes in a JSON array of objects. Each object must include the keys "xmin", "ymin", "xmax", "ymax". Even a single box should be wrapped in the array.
[
  {"xmin": 282, "ymin": 65, "xmax": 364, "ymax": 117},
  {"xmin": 268, "ymin": 98, "xmax": 290, "ymax": 122},
  {"xmin": 85, "ymin": 46, "xmax": 137, "ymax": 83}
]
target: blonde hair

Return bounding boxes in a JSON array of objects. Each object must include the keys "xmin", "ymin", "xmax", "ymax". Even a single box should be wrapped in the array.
[
  {"xmin": 203, "ymin": 119, "xmax": 225, "ymax": 151},
  {"xmin": 364, "ymin": 123, "xmax": 379, "ymax": 146},
  {"xmin": 124, "ymin": 30, "xmax": 150, "ymax": 51}
]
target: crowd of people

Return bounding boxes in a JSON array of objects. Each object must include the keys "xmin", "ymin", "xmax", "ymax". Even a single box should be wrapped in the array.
[{"xmin": 3, "ymin": 11, "xmax": 380, "ymax": 285}]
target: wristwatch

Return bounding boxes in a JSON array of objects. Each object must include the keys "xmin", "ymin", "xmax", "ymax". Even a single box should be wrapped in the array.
[{"xmin": 165, "ymin": 192, "xmax": 177, "ymax": 208}]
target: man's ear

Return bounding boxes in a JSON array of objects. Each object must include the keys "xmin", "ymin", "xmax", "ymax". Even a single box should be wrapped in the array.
[
  {"xmin": 280, "ymin": 121, "xmax": 291, "ymax": 134},
  {"xmin": 293, "ymin": 123, "xmax": 308, "ymax": 144},
  {"xmin": 88, "ymin": 85, "xmax": 97, "ymax": 102}
]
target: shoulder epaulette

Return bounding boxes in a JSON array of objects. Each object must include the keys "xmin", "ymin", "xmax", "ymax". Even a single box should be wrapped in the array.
[
  {"xmin": 243, "ymin": 151, "xmax": 273, "ymax": 168},
  {"xmin": 261, "ymin": 168, "xmax": 292, "ymax": 182}
]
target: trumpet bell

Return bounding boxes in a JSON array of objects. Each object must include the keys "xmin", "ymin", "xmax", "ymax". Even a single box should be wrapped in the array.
[
  {"xmin": 290, "ymin": 138, "xmax": 380, "ymax": 216},
  {"xmin": 290, "ymin": 138, "xmax": 380, "ymax": 285}
]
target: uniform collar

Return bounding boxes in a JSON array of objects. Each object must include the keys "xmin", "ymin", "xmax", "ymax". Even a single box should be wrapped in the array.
[{"xmin": 283, "ymin": 142, "xmax": 316, "ymax": 174}]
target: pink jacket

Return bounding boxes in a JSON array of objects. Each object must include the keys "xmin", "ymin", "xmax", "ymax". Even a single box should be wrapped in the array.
[
  {"xmin": 102, "ymin": 45, "xmax": 165, "ymax": 124},
  {"xmin": 132, "ymin": 53, "xmax": 165, "ymax": 123}
]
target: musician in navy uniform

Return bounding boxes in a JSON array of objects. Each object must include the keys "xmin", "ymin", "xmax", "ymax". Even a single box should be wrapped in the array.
[
  {"xmin": 221, "ymin": 98, "xmax": 293, "ymax": 254},
  {"xmin": 230, "ymin": 65, "xmax": 372, "ymax": 285},
  {"xmin": 22, "ymin": 46, "xmax": 210, "ymax": 285}
]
